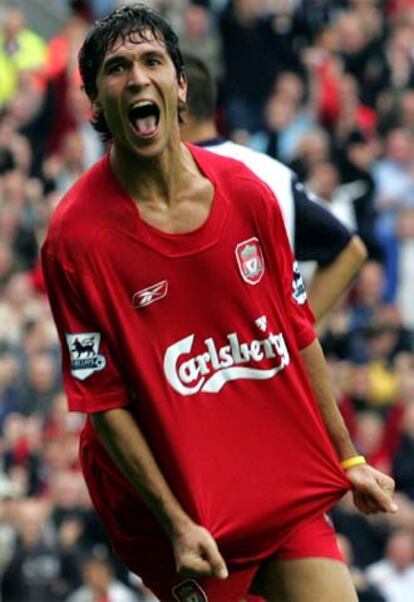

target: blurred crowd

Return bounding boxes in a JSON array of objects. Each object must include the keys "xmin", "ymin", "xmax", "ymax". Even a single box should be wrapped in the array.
[{"xmin": 1, "ymin": 0, "xmax": 414, "ymax": 600}]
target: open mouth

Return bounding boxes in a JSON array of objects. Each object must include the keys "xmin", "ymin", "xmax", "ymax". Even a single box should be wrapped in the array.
[{"xmin": 128, "ymin": 101, "xmax": 160, "ymax": 138}]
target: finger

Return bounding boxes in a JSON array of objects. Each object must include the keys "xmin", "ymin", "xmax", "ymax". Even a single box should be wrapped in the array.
[
  {"xmin": 203, "ymin": 541, "xmax": 228, "ymax": 580},
  {"xmin": 178, "ymin": 558, "xmax": 216, "ymax": 578},
  {"xmin": 353, "ymin": 492, "xmax": 377, "ymax": 515},
  {"xmin": 365, "ymin": 481, "xmax": 398, "ymax": 513},
  {"xmin": 354, "ymin": 492, "xmax": 380, "ymax": 515},
  {"xmin": 379, "ymin": 475, "xmax": 396, "ymax": 497}
]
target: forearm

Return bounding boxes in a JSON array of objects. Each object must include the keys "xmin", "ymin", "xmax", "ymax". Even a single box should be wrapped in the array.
[
  {"xmin": 307, "ymin": 235, "xmax": 367, "ymax": 322},
  {"xmin": 300, "ymin": 339, "xmax": 357, "ymax": 461},
  {"xmin": 91, "ymin": 407, "xmax": 191, "ymax": 537},
  {"xmin": 300, "ymin": 340, "xmax": 397, "ymax": 516}
]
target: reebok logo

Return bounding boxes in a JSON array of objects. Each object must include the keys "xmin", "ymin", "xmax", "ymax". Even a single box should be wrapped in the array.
[
  {"xmin": 133, "ymin": 280, "xmax": 168, "ymax": 308},
  {"xmin": 255, "ymin": 315, "xmax": 267, "ymax": 332}
]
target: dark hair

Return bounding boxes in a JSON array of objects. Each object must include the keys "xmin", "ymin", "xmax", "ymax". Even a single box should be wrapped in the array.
[
  {"xmin": 78, "ymin": 3, "xmax": 185, "ymax": 141},
  {"xmin": 183, "ymin": 54, "xmax": 216, "ymax": 123}
]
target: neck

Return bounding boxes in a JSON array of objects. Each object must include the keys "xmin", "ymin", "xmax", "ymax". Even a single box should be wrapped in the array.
[
  {"xmin": 110, "ymin": 133, "xmax": 195, "ymax": 206},
  {"xmin": 181, "ymin": 119, "xmax": 218, "ymax": 144}
]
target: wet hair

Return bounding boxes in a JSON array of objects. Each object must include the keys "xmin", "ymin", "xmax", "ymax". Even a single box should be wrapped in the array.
[
  {"xmin": 78, "ymin": 3, "xmax": 185, "ymax": 141},
  {"xmin": 183, "ymin": 54, "xmax": 216, "ymax": 123}
]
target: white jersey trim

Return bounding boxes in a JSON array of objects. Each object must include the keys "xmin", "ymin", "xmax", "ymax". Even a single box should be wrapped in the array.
[{"xmin": 205, "ymin": 141, "xmax": 295, "ymax": 248}]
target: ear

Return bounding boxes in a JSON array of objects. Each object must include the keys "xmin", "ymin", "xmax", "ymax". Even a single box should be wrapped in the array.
[{"xmin": 177, "ymin": 72, "xmax": 187, "ymax": 104}]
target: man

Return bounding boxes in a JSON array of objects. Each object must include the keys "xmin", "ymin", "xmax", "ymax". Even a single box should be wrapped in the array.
[
  {"xmin": 67, "ymin": 555, "xmax": 144, "ymax": 602},
  {"xmin": 42, "ymin": 5, "xmax": 396, "ymax": 602},
  {"xmin": 181, "ymin": 55, "xmax": 367, "ymax": 322}
]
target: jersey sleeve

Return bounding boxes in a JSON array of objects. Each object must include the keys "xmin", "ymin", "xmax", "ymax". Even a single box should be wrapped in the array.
[
  {"xmin": 265, "ymin": 185, "xmax": 317, "ymax": 351},
  {"xmin": 292, "ymin": 176, "xmax": 353, "ymax": 265},
  {"xmin": 42, "ymin": 244, "xmax": 131, "ymax": 414}
]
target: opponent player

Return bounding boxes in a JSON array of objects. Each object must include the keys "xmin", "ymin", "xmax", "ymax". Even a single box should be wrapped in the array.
[
  {"xmin": 42, "ymin": 5, "xmax": 396, "ymax": 601},
  {"xmin": 180, "ymin": 54, "xmax": 367, "ymax": 323}
]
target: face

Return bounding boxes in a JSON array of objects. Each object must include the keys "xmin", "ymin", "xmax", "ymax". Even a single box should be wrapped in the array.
[
  {"xmin": 387, "ymin": 130, "xmax": 412, "ymax": 165},
  {"xmin": 95, "ymin": 31, "xmax": 186, "ymax": 159}
]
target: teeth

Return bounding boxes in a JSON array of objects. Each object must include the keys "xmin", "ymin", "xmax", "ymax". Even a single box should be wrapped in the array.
[{"xmin": 132, "ymin": 100, "xmax": 155, "ymax": 109}]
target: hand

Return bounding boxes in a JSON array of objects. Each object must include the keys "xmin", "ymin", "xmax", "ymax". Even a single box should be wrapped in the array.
[
  {"xmin": 172, "ymin": 522, "xmax": 228, "ymax": 580},
  {"xmin": 346, "ymin": 463, "xmax": 398, "ymax": 515},
  {"xmin": 301, "ymin": 48, "xmax": 327, "ymax": 70}
]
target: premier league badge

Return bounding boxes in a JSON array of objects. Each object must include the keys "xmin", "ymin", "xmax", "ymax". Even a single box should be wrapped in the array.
[
  {"xmin": 235, "ymin": 237, "xmax": 265, "ymax": 285},
  {"xmin": 66, "ymin": 332, "xmax": 106, "ymax": 381},
  {"xmin": 292, "ymin": 260, "xmax": 307, "ymax": 305}
]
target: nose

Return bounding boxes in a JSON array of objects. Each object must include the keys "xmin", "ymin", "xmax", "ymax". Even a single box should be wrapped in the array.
[{"xmin": 127, "ymin": 62, "xmax": 150, "ymax": 90}]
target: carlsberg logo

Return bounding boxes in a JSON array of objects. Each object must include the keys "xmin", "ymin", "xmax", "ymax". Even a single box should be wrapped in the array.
[{"xmin": 164, "ymin": 331, "xmax": 290, "ymax": 395}]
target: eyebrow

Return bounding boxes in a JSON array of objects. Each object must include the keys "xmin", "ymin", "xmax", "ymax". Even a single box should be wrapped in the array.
[
  {"xmin": 102, "ymin": 47, "xmax": 167, "ymax": 69},
  {"xmin": 102, "ymin": 55, "xmax": 128, "ymax": 71}
]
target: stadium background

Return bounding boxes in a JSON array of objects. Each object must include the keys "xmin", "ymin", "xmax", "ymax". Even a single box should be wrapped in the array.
[{"xmin": 0, "ymin": 0, "xmax": 414, "ymax": 600}]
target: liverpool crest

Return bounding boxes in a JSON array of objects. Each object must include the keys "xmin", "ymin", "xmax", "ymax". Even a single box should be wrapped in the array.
[{"xmin": 235, "ymin": 237, "xmax": 265, "ymax": 285}]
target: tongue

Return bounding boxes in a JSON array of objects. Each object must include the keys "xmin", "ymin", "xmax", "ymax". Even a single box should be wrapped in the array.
[{"xmin": 135, "ymin": 115, "xmax": 157, "ymax": 136}]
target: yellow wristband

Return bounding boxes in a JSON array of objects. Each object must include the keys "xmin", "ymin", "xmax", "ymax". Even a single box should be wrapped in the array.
[{"xmin": 340, "ymin": 455, "xmax": 367, "ymax": 470}]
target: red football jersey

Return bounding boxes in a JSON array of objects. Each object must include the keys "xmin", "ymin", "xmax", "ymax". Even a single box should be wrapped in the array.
[{"xmin": 42, "ymin": 145, "xmax": 349, "ymax": 566}]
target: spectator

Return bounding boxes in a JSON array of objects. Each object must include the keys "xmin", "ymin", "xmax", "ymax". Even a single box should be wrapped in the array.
[
  {"xmin": 289, "ymin": 128, "xmax": 331, "ymax": 180},
  {"xmin": 396, "ymin": 208, "xmax": 414, "ymax": 327},
  {"xmin": 45, "ymin": 14, "xmax": 89, "ymax": 155},
  {"xmin": 372, "ymin": 128, "xmax": 414, "ymax": 299},
  {"xmin": 66, "ymin": 555, "xmax": 140, "ymax": 602},
  {"xmin": 307, "ymin": 161, "xmax": 357, "ymax": 230},
  {"xmin": 333, "ymin": 130, "xmax": 382, "ymax": 261},
  {"xmin": 0, "ymin": 7, "xmax": 47, "ymax": 109},
  {"xmin": 19, "ymin": 352, "xmax": 61, "ymax": 417},
  {"xmin": 219, "ymin": 0, "xmax": 301, "ymax": 136},
  {"xmin": 336, "ymin": 9, "xmax": 385, "ymax": 106},
  {"xmin": 349, "ymin": 260, "xmax": 386, "ymax": 332},
  {"xmin": 44, "ymin": 130, "xmax": 89, "ymax": 196},
  {"xmin": 178, "ymin": 3, "xmax": 223, "ymax": 81},
  {"xmin": 249, "ymin": 71, "xmax": 316, "ymax": 163},
  {"xmin": 65, "ymin": 85, "xmax": 104, "ymax": 169},
  {"xmin": 353, "ymin": 411, "xmax": 391, "ymax": 474},
  {"xmin": 365, "ymin": 529, "xmax": 414, "ymax": 602},
  {"xmin": 337, "ymin": 532, "xmax": 386, "ymax": 602},
  {"xmin": 0, "ymin": 499, "xmax": 62, "ymax": 602},
  {"xmin": 393, "ymin": 401, "xmax": 414, "ymax": 500}
]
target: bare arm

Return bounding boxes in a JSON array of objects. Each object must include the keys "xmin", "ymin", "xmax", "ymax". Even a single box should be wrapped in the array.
[
  {"xmin": 300, "ymin": 339, "xmax": 397, "ymax": 514},
  {"xmin": 91, "ymin": 407, "xmax": 228, "ymax": 579},
  {"xmin": 307, "ymin": 235, "xmax": 367, "ymax": 322},
  {"xmin": 291, "ymin": 177, "xmax": 367, "ymax": 322},
  {"xmin": 300, "ymin": 338, "xmax": 357, "ymax": 461}
]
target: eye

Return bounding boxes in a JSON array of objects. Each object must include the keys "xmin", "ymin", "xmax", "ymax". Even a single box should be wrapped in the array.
[
  {"xmin": 146, "ymin": 56, "xmax": 161, "ymax": 67},
  {"xmin": 107, "ymin": 62, "xmax": 125, "ymax": 74}
]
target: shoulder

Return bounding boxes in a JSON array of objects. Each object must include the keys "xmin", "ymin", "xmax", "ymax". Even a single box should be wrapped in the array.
[
  {"xmin": 44, "ymin": 156, "xmax": 109, "ymax": 262},
  {"xmin": 189, "ymin": 143, "xmax": 283, "ymax": 204},
  {"xmin": 197, "ymin": 141, "xmax": 296, "ymax": 241},
  {"xmin": 204, "ymin": 140, "xmax": 292, "ymax": 181},
  {"xmin": 201, "ymin": 141, "xmax": 294, "ymax": 204}
]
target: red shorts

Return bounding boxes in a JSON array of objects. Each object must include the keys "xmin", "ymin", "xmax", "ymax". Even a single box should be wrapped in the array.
[
  {"xmin": 81, "ymin": 433, "xmax": 344, "ymax": 601},
  {"xmin": 141, "ymin": 515, "xmax": 344, "ymax": 602},
  {"xmin": 112, "ymin": 513, "xmax": 342, "ymax": 601}
]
